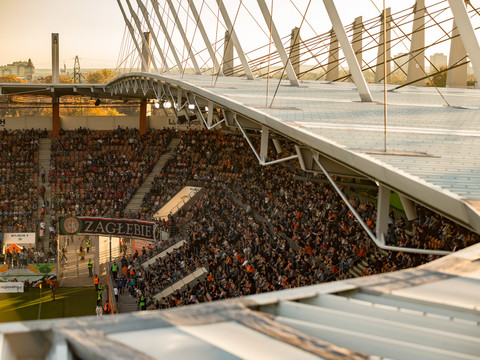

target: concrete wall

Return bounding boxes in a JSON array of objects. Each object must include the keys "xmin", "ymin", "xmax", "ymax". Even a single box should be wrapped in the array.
[
  {"xmin": 0, "ymin": 116, "xmax": 52, "ymax": 130},
  {"xmin": 1, "ymin": 115, "xmax": 205, "ymax": 131}
]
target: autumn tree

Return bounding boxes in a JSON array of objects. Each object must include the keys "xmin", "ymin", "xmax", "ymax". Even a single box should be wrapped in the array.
[
  {"xmin": 426, "ymin": 66, "xmax": 447, "ymax": 87},
  {"xmin": 85, "ymin": 69, "xmax": 116, "ymax": 84},
  {"xmin": 0, "ymin": 75, "xmax": 25, "ymax": 83}
]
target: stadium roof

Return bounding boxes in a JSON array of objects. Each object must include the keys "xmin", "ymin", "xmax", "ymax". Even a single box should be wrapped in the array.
[
  {"xmin": 1, "ymin": 75, "xmax": 480, "ymax": 234},
  {"xmin": 1, "ymin": 242, "xmax": 479, "ymax": 359}
]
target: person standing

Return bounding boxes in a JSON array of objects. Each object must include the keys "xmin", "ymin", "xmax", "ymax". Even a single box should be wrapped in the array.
[
  {"xmin": 87, "ymin": 259, "xmax": 93, "ymax": 277},
  {"xmin": 40, "ymin": 167, "xmax": 46, "ymax": 183},
  {"xmin": 104, "ymin": 300, "xmax": 111, "ymax": 314},
  {"xmin": 114, "ymin": 286, "xmax": 119, "ymax": 303},
  {"xmin": 85, "ymin": 239, "xmax": 91, "ymax": 254},
  {"xmin": 111, "ymin": 262, "xmax": 118, "ymax": 279},
  {"xmin": 96, "ymin": 304, "xmax": 103, "ymax": 316},
  {"xmin": 94, "ymin": 274, "xmax": 99, "ymax": 291},
  {"xmin": 140, "ymin": 294, "xmax": 146, "ymax": 311}
]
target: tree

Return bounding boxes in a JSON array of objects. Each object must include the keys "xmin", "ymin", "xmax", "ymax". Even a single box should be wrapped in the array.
[
  {"xmin": 85, "ymin": 69, "xmax": 116, "ymax": 84},
  {"xmin": 426, "ymin": 66, "xmax": 447, "ymax": 87},
  {"xmin": 0, "ymin": 75, "xmax": 25, "ymax": 83}
]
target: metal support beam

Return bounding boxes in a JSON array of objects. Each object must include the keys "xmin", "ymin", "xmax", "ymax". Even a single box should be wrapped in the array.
[
  {"xmin": 326, "ymin": 29, "xmax": 339, "ymax": 82},
  {"xmin": 375, "ymin": 8, "xmax": 391, "ymax": 84},
  {"xmin": 376, "ymin": 185, "xmax": 391, "ymax": 245},
  {"xmin": 150, "ymin": 0, "xmax": 184, "ymax": 73},
  {"xmin": 223, "ymin": 31, "xmax": 235, "ymax": 76},
  {"xmin": 193, "ymin": 96, "xmax": 225, "ymax": 130},
  {"xmin": 216, "ymin": 0, "xmax": 254, "ymax": 80},
  {"xmin": 310, "ymin": 153, "xmax": 450, "ymax": 255},
  {"xmin": 272, "ymin": 138, "xmax": 283, "ymax": 154},
  {"xmin": 136, "ymin": 0, "xmax": 170, "ymax": 72},
  {"xmin": 117, "ymin": 0, "xmax": 150, "ymax": 73},
  {"xmin": 188, "ymin": 0, "xmax": 221, "ymax": 75},
  {"xmin": 407, "ymin": 0, "xmax": 426, "ymax": 85},
  {"xmin": 322, "ymin": 0, "xmax": 373, "ymax": 101},
  {"xmin": 448, "ymin": 0, "xmax": 480, "ymax": 88},
  {"xmin": 289, "ymin": 27, "xmax": 301, "ymax": 77},
  {"xmin": 125, "ymin": 0, "xmax": 159, "ymax": 73},
  {"xmin": 260, "ymin": 126, "xmax": 269, "ymax": 162},
  {"xmin": 256, "ymin": 0, "xmax": 299, "ymax": 86},
  {"xmin": 399, "ymin": 195, "xmax": 418, "ymax": 221},
  {"xmin": 447, "ymin": 20, "xmax": 468, "ymax": 88},
  {"xmin": 165, "ymin": 0, "xmax": 201, "ymax": 75},
  {"xmin": 234, "ymin": 114, "xmax": 298, "ymax": 166}
]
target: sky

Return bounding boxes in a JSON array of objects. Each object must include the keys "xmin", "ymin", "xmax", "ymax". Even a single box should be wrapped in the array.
[{"xmin": 0, "ymin": 0, "xmax": 476, "ymax": 71}]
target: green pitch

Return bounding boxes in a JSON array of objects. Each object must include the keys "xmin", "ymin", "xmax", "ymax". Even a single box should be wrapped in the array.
[{"xmin": 0, "ymin": 287, "xmax": 97, "ymax": 322}]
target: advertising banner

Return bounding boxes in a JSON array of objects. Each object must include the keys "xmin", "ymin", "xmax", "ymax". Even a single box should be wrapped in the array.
[
  {"xmin": 3, "ymin": 233, "xmax": 36, "ymax": 245},
  {"xmin": 0, "ymin": 282, "xmax": 24, "ymax": 293},
  {"xmin": 59, "ymin": 217, "xmax": 155, "ymax": 240},
  {"xmin": 131, "ymin": 239, "xmax": 154, "ymax": 255}
]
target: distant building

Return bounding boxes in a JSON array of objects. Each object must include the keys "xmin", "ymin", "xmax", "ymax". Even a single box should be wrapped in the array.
[
  {"xmin": 392, "ymin": 52, "xmax": 408, "ymax": 75},
  {"xmin": 0, "ymin": 61, "xmax": 28, "ymax": 77},
  {"xmin": 24, "ymin": 59, "xmax": 35, "ymax": 81},
  {"xmin": 430, "ymin": 53, "xmax": 447, "ymax": 71}
]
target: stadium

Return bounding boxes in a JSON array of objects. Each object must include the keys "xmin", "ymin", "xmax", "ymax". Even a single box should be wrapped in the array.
[{"xmin": 1, "ymin": 0, "xmax": 480, "ymax": 359}]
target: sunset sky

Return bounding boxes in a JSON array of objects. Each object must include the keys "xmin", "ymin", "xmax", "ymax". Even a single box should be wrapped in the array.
[{"xmin": 0, "ymin": 0, "xmax": 475, "ymax": 71}]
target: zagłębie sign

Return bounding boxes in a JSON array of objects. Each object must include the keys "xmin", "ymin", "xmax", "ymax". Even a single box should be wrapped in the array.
[{"xmin": 59, "ymin": 217, "xmax": 155, "ymax": 240}]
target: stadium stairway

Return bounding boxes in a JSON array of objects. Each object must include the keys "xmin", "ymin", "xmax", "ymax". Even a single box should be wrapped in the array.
[
  {"xmin": 124, "ymin": 137, "xmax": 181, "ymax": 214},
  {"xmin": 347, "ymin": 248, "xmax": 390, "ymax": 278},
  {"xmin": 37, "ymin": 138, "xmax": 52, "ymax": 250},
  {"xmin": 117, "ymin": 291, "xmax": 139, "ymax": 313}
]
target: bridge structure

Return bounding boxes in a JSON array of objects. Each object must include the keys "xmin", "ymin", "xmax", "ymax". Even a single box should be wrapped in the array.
[{"xmin": 1, "ymin": 0, "xmax": 480, "ymax": 252}]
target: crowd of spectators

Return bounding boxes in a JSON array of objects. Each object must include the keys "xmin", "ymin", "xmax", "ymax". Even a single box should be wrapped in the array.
[
  {"xmin": 0, "ymin": 246, "xmax": 56, "ymax": 266},
  {"xmin": 0, "ymin": 129, "xmax": 44, "ymax": 234},
  {"xmin": 48, "ymin": 127, "xmax": 174, "ymax": 219},
  {"xmin": 116, "ymin": 130, "xmax": 478, "ymax": 311}
]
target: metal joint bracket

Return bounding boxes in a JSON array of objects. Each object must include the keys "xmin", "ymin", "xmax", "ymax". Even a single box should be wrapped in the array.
[
  {"xmin": 234, "ymin": 114, "xmax": 298, "ymax": 166},
  {"xmin": 193, "ymin": 96, "xmax": 225, "ymax": 130}
]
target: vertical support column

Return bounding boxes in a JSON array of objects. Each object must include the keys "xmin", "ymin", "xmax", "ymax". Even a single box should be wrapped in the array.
[
  {"xmin": 51, "ymin": 33, "xmax": 59, "ymax": 84},
  {"xmin": 117, "ymin": 0, "xmax": 150, "ymax": 72},
  {"xmin": 272, "ymin": 138, "xmax": 283, "ymax": 154},
  {"xmin": 375, "ymin": 8, "xmax": 391, "ymax": 83},
  {"xmin": 447, "ymin": 21, "xmax": 468, "ymax": 88},
  {"xmin": 52, "ymin": 96, "xmax": 60, "ymax": 138},
  {"xmin": 141, "ymin": 32, "xmax": 152, "ymax": 72},
  {"xmin": 399, "ymin": 195, "xmax": 418, "ymax": 221},
  {"xmin": 150, "ymin": 0, "xmax": 183, "ymax": 73},
  {"xmin": 94, "ymin": 236, "xmax": 100, "ymax": 278},
  {"xmin": 223, "ymin": 31, "xmax": 235, "ymax": 76},
  {"xmin": 256, "ymin": 0, "xmax": 299, "ymax": 86},
  {"xmin": 323, "ymin": 0, "xmax": 372, "ymax": 101},
  {"xmin": 448, "ymin": 0, "xmax": 480, "ymax": 88},
  {"xmin": 139, "ymin": 101, "xmax": 149, "ymax": 135},
  {"xmin": 137, "ymin": 0, "xmax": 170, "ymax": 72},
  {"xmin": 376, "ymin": 185, "xmax": 391, "ymax": 245},
  {"xmin": 352, "ymin": 17, "xmax": 363, "ymax": 67},
  {"xmin": 125, "ymin": 0, "xmax": 158, "ymax": 73},
  {"xmin": 216, "ymin": 0, "xmax": 254, "ymax": 79},
  {"xmin": 326, "ymin": 29, "xmax": 339, "ymax": 82},
  {"xmin": 407, "ymin": 0, "xmax": 426, "ymax": 85},
  {"xmin": 260, "ymin": 126, "xmax": 269, "ymax": 163},
  {"xmin": 290, "ymin": 27, "xmax": 301, "ymax": 77}
]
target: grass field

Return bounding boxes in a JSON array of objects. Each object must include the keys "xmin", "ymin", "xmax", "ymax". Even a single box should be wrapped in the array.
[{"xmin": 0, "ymin": 287, "xmax": 97, "ymax": 323}]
